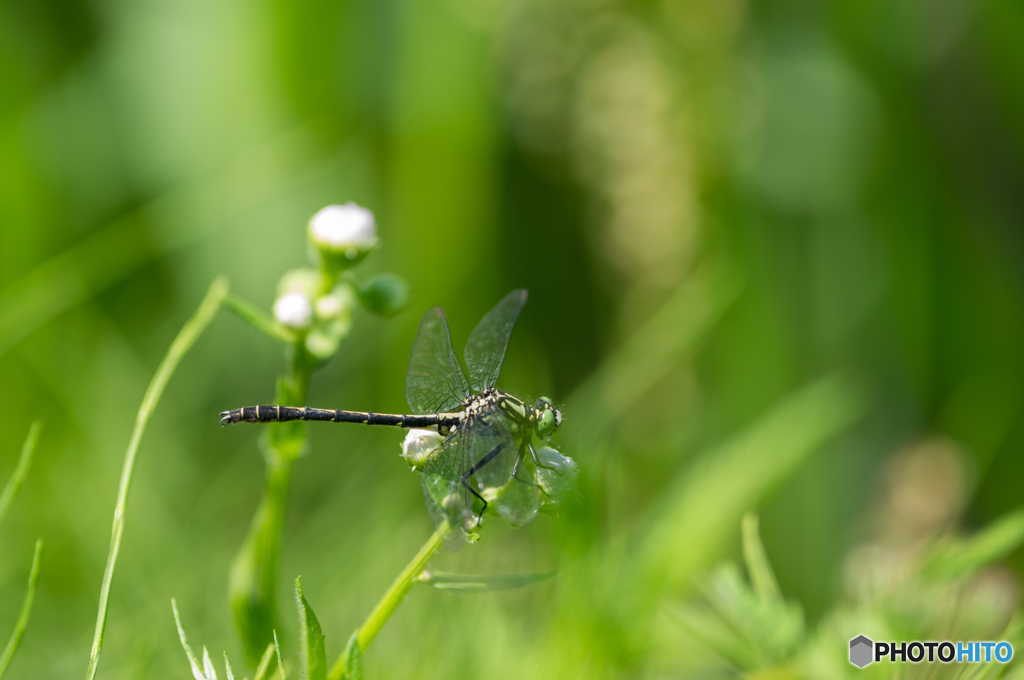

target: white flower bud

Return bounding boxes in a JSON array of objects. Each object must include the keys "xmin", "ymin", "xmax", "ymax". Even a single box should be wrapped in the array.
[
  {"xmin": 315, "ymin": 286, "xmax": 354, "ymax": 321},
  {"xmin": 273, "ymin": 292, "xmax": 313, "ymax": 329},
  {"xmin": 309, "ymin": 203, "xmax": 378, "ymax": 257},
  {"xmin": 400, "ymin": 429, "xmax": 444, "ymax": 469}
]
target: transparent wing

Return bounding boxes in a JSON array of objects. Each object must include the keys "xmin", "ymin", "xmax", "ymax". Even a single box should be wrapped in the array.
[
  {"xmin": 420, "ymin": 412, "xmax": 516, "ymax": 549},
  {"xmin": 406, "ymin": 307, "xmax": 471, "ymax": 414},
  {"xmin": 464, "ymin": 289, "xmax": 528, "ymax": 393}
]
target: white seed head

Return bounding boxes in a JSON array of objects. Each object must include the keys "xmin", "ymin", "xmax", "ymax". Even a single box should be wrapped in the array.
[
  {"xmin": 309, "ymin": 202, "xmax": 378, "ymax": 254},
  {"xmin": 400, "ymin": 428, "xmax": 444, "ymax": 468},
  {"xmin": 273, "ymin": 292, "xmax": 313, "ymax": 329}
]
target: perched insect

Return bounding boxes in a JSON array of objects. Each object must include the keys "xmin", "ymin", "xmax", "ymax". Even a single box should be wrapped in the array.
[{"xmin": 220, "ymin": 290, "xmax": 563, "ymax": 542}]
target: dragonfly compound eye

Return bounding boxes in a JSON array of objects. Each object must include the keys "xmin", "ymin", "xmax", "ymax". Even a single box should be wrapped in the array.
[{"xmin": 537, "ymin": 408, "xmax": 557, "ymax": 435}]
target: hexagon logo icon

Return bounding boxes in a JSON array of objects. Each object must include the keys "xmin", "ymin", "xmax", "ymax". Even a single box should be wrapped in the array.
[{"xmin": 850, "ymin": 635, "xmax": 874, "ymax": 668}]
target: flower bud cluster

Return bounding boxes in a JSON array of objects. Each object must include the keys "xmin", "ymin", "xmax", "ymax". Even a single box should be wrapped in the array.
[{"xmin": 269, "ymin": 202, "xmax": 408, "ymax": 361}]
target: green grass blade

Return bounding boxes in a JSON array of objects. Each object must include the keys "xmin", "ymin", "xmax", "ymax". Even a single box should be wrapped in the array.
[
  {"xmin": 0, "ymin": 420, "xmax": 42, "ymax": 527},
  {"xmin": 420, "ymin": 571, "xmax": 555, "ymax": 592},
  {"xmin": 741, "ymin": 513, "xmax": 780, "ymax": 602},
  {"xmin": 273, "ymin": 631, "xmax": 289, "ymax": 680},
  {"xmin": 295, "ymin": 578, "xmax": 327, "ymax": 680},
  {"xmin": 253, "ymin": 644, "xmax": 276, "ymax": 680},
  {"xmin": 638, "ymin": 373, "xmax": 863, "ymax": 594},
  {"xmin": 171, "ymin": 599, "xmax": 205, "ymax": 680},
  {"xmin": 923, "ymin": 507, "xmax": 1024, "ymax": 582},
  {"xmin": 0, "ymin": 539, "xmax": 44, "ymax": 679},
  {"xmin": 222, "ymin": 294, "xmax": 297, "ymax": 345},
  {"xmin": 84, "ymin": 277, "xmax": 229, "ymax": 680}
]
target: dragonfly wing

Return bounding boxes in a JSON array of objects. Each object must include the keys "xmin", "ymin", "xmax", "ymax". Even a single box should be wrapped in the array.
[
  {"xmin": 421, "ymin": 413, "xmax": 516, "ymax": 548},
  {"xmin": 493, "ymin": 469, "xmax": 540, "ymax": 528},
  {"xmin": 406, "ymin": 307, "xmax": 471, "ymax": 414},
  {"xmin": 466, "ymin": 409, "xmax": 517, "ymax": 491},
  {"xmin": 421, "ymin": 426, "xmax": 476, "ymax": 550},
  {"xmin": 464, "ymin": 289, "xmax": 528, "ymax": 392}
]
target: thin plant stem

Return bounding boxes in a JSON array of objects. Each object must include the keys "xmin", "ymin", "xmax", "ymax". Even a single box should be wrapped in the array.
[
  {"xmin": 85, "ymin": 276, "xmax": 229, "ymax": 680},
  {"xmin": 327, "ymin": 521, "xmax": 450, "ymax": 680},
  {"xmin": 223, "ymin": 294, "xmax": 297, "ymax": 345},
  {"xmin": 0, "ymin": 539, "xmax": 44, "ymax": 679},
  {"xmin": 0, "ymin": 420, "xmax": 42, "ymax": 527}
]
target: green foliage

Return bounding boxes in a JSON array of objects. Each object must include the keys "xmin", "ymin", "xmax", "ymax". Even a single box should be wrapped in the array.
[
  {"xmin": 923, "ymin": 509, "xmax": 1024, "ymax": 583},
  {"xmin": 419, "ymin": 571, "xmax": 555, "ymax": 592},
  {"xmin": 295, "ymin": 578, "xmax": 327, "ymax": 680},
  {"xmin": 0, "ymin": 421, "xmax": 41, "ymax": 527},
  {"xmin": 0, "ymin": 540, "xmax": 43, "ymax": 679},
  {"xmin": 4, "ymin": 1, "xmax": 1024, "ymax": 677},
  {"xmin": 340, "ymin": 635, "xmax": 362, "ymax": 680},
  {"xmin": 86, "ymin": 278, "xmax": 229, "ymax": 680}
]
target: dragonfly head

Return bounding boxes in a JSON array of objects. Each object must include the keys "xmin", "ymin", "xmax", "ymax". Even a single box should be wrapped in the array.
[{"xmin": 534, "ymin": 396, "xmax": 562, "ymax": 436}]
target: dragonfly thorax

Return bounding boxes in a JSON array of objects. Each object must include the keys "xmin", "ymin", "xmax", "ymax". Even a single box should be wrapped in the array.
[{"xmin": 455, "ymin": 389, "xmax": 562, "ymax": 439}]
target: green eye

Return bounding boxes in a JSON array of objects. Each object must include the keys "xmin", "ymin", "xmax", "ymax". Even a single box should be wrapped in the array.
[{"xmin": 537, "ymin": 409, "xmax": 556, "ymax": 435}]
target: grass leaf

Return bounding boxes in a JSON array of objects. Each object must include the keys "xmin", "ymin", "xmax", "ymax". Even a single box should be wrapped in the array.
[
  {"xmin": 273, "ymin": 631, "xmax": 289, "ymax": 680},
  {"xmin": 0, "ymin": 420, "xmax": 42, "ymax": 527},
  {"xmin": 0, "ymin": 539, "xmax": 44, "ymax": 679},
  {"xmin": 741, "ymin": 513, "xmax": 780, "ymax": 602},
  {"xmin": 171, "ymin": 599, "xmax": 207, "ymax": 680},
  {"xmin": 638, "ymin": 373, "xmax": 863, "ymax": 594},
  {"xmin": 923, "ymin": 508, "xmax": 1024, "ymax": 582},
  {"xmin": 420, "ymin": 571, "xmax": 555, "ymax": 592},
  {"xmin": 85, "ymin": 277, "xmax": 229, "ymax": 680},
  {"xmin": 295, "ymin": 578, "xmax": 327, "ymax": 680},
  {"xmin": 253, "ymin": 644, "xmax": 276, "ymax": 680}
]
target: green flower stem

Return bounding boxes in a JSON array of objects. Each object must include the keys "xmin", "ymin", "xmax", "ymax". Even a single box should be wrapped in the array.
[
  {"xmin": 85, "ymin": 276, "xmax": 229, "ymax": 680},
  {"xmin": 231, "ymin": 335, "xmax": 316, "ymax": 665},
  {"xmin": 230, "ymin": 455, "xmax": 293, "ymax": 664},
  {"xmin": 0, "ymin": 539, "xmax": 43, "ymax": 679},
  {"xmin": 328, "ymin": 522, "xmax": 450, "ymax": 680}
]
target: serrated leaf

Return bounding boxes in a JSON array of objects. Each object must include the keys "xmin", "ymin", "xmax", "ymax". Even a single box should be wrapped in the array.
[{"xmin": 295, "ymin": 578, "xmax": 327, "ymax": 680}]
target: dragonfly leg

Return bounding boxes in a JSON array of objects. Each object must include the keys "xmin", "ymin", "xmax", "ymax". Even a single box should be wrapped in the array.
[
  {"xmin": 461, "ymin": 443, "xmax": 505, "ymax": 526},
  {"xmin": 528, "ymin": 441, "xmax": 559, "ymax": 472},
  {"xmin": 511, "ymin": 452, "xmax": 541, "ymax": 489},
  {"xmin": 460, "ymin": 477, "xmax": 488, "ymax": 527}
]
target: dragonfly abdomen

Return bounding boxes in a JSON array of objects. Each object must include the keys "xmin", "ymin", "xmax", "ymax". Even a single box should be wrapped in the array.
[{"xmin": 219, "ymin": 405, "xmax": 460, "ymax": 429}]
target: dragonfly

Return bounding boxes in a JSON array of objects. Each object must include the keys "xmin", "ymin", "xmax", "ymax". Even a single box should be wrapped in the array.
[{"xmin": 220, "ymin": 289, "xmax": 564, "ymax": 541}]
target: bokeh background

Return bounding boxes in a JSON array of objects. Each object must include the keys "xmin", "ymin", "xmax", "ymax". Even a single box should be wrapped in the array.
[{"xmin": 2, "ymin": 0, "xmax": 1024, "ymax": 677}]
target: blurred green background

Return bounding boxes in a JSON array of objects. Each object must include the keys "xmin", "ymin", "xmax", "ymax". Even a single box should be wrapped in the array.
[{"xmin": 2, "ymin": 0, "xmax": 1024, "ymax": 677}]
